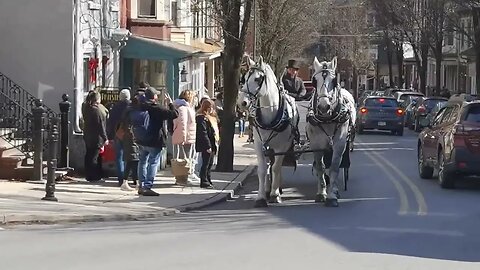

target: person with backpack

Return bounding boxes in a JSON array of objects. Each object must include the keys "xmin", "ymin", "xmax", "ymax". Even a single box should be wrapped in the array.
[
  {"xmin": 132, "ymin": 87, "xmax": 177, "ymax": 196},
  {"xmin": 115, "ymin": 97, "xmax": 142, "ymax": 191}
]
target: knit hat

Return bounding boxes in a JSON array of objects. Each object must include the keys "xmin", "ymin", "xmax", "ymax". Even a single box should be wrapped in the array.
[
  {"xmin": 145, "ymin": 87, "xmax": 159, "ymax": 100},
  {"xmin": 119, "ymin": 89, "xmax": 131, "ymax": 101}
]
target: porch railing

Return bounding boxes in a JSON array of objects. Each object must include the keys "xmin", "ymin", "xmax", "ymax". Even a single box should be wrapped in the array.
[{"xmin": 0, "ymin": 72, "xmax": 57, "ymax": 159}]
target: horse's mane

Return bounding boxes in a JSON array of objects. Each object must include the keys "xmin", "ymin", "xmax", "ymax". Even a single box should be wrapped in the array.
[
  {"xmin": 262, "ymin": 63, "xmax": 278, "ymax": 96},
  {"xmin": 264, "ymin": 64, "xmax": 277, "ymax": 84}
]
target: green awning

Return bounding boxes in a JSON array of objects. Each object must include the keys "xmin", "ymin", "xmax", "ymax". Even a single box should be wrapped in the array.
[{"xmin": 121, "ymin": 35, "xmax": 201, "ymax": 61}]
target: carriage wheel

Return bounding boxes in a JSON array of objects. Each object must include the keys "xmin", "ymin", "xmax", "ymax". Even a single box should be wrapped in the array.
[{"xmin": 343, "ymin": 167, "xmax": 349, "ymax": 191}]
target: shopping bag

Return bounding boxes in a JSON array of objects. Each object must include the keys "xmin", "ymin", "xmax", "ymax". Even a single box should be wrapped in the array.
[{"xmin": 170, "ymin": 146, "xmax": 191, "ymax": 177}]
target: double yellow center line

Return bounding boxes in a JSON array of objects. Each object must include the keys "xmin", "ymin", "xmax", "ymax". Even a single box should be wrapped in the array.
[{"xmin": 360, "ymin": 140, "xmax": 428, "ymax": 216}]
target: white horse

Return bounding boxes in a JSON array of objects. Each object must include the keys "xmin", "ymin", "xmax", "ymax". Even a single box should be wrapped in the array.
[
  {"xmin": 306, "ymin": 57, "xmax": 356, "ymax": 207},
  {"xmin": 237, "ymin": 57, "xmax": 299, "ymax": 208}
]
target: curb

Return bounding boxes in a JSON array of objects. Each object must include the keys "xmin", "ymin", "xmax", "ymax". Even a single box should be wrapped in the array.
[
  {"xmin": 178, "ymin": 165, "xmax": 256, "ymax": 212},
  {"xmin": 0, "ymin": 165, "xmax": 256, "ymax": 226}
]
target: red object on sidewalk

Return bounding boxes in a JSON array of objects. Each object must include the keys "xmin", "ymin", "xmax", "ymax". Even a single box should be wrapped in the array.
[{"xmin": 102, "ymin": 143, "xmax": 116, "ymax": 163}]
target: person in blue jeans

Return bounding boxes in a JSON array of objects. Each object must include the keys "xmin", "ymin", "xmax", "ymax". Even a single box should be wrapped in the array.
[
  {"xmin": 135, "ymin": 87, "xmax": 178, "ymax": 196},
  {"xmin": 236, "ymin": 106, "xmax": 246, "ymax": 138},
  {"xmin": 106, "ymin": 89, "xmax": 131, "ymax": 186}
]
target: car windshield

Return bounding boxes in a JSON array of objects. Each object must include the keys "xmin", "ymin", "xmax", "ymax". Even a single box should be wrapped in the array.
[
  {"xmin": 424, "ymin": 99, "xmax": 447, "ymax": 109},
  {"xmin": 404, "ymin": 95, "xmax": 422, "ymax": 102},
  {"xmin": 465, "ymin": 105, "xmax": 480, "ymax": 123},
  {"xmin": 365, "ymin": 98, "xmax": 398, "ymax": 107}
]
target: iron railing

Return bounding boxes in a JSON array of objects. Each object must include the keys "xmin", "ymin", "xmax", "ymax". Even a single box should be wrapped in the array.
[{"xmin": 0, "ymin": 72, "xmax": 57, "ymax": 159}]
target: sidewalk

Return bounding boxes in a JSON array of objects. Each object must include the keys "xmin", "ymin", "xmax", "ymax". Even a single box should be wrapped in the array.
[{"xmin": 0, "ymin": 137, "xmax": 257, "ymax": 225}]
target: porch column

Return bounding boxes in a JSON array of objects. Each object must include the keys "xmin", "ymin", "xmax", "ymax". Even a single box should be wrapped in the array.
[
  {"xmin": 207, "ymin": 59, "xmax": 215, "ymax": 98},
  {"xmin": 173, "ymin": 60, "xmax": 180, "ymax": 98},
  {"xmin": 166, "ymin": 60, "xmax": 179, "ymax": 98}
]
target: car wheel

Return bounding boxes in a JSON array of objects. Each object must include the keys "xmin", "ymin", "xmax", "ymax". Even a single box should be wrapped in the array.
[
  {"xmin": 414, "ymin": 118, "xmax": 421, "ymax": 132},
  {"xmin": 397, "ymin": 128, "xmax": 404, "ymax": 136},
  {"xmin": 408, "ymin": 119, "xmax": 414, "ymax": 130},
  {"xmin": 418, "ymin": 146, "xmax": 433, "ymax": 179},
  {"xmin": 438, "ymin": 151, "xmax": 454, "ymax": 189}
]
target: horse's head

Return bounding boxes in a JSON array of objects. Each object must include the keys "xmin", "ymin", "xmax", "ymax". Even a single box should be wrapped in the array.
[
  {"xmin": 312, "ymin": 56, "xmax": 338, "ymax": 114},
  {"xmin": 241, "ymin": 56, "xmax": 270, "ymax": 99}
]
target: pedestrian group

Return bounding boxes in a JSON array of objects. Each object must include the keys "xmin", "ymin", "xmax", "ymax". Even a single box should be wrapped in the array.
[{"xmin": 81, "ymin": 82, "xmax": 222, "ymax": 196}]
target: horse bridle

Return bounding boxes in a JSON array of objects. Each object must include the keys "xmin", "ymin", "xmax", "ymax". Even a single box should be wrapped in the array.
[
  {"xmin": 310, "ymin": 67, "xmax": 344, "ymax": 146},
  {"xmin": 312, "ymin": 68, "xmax": 339, "ymax": 115},
  {"xmin": 244, "ymin": 66, "xmax": 266, "ymax": 100}
]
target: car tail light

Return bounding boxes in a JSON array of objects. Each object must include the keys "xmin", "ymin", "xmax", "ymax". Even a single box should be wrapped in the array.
[
  {"xmin": 360, "ymin": 107, "xmax": 368, "ymax": 114},
  {"xmin": 456, "ymin": 123, "xmax": 480, "ymax": 152},
  {"xmin": 453, "ymin": 124, "xmax": 467, "ymax": 147},
  {"xmin": 417, "ymin": 106, "xmax": 426, "ymax": 114},
  {"xmin": 396, "ymin": 108, "xmax": 404, "ymax": 117}
]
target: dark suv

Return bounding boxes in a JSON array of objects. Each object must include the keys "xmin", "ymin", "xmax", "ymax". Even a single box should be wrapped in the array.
[
  {"xmin": 417, "ymin": 94, "xmax": 480, "ymax": 188},
  {"xmin": 357, "ymin": 97, "xmax": 405, "ymax": 136}
]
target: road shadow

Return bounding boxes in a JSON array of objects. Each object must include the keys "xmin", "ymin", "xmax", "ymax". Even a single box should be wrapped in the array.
[{"xmin": 192, "ymin": 149, "xmax": 480, "ymax": 263}]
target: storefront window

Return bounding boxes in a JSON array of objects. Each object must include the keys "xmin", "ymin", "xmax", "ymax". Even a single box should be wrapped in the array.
[{"xmin": 133, "ymin": 59, "xmax": 167, "ymax": 90}]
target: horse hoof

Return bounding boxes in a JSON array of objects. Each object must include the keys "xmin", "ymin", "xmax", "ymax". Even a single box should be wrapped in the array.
[
  {"xmin": 269, "ymin": 195, "xmax": 282, "ymax": 204},
  {"xmin": 254, "ymin": 199, "xmax": 268, "ymax": 208},
  {"xmin": 325, "ymin": 198, "xmax": 339, "ymax": 207},
  {"xmin": 315, "ymin": 194, "xmax": 327, "ymax": 203}
]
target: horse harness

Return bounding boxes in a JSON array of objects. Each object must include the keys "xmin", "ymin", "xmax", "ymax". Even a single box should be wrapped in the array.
[
  {"xmin": 307, "ymin": 68, "xmax": 351, "ymax": 146},
  {"xmin": 244, "ymin": 66, "xmax": 299, "ymax": 153}
]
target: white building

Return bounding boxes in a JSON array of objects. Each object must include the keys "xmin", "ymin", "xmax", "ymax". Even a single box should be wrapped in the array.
[{"xmin": 0, "ymin": 0, "xmax": 126, "ymax": 170}]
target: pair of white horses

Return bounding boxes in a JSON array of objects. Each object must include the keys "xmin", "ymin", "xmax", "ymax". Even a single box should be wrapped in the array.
[{"xmin": 238, "ymin": 56, "xmax": 356, "ymax": 208}]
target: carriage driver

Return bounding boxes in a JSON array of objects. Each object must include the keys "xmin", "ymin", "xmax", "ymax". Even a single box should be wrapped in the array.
[{"xmin": 282, "ymin": 59, "xmax": 307, "ymax": 99}]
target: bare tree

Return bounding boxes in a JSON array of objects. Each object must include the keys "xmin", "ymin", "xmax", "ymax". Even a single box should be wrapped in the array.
[
  {"xmin": 372, "ymin": 0, "xmax": 452, "ymax": 95},
  {"xmin": 210, "ymin": 0, "xmax": 253, "ymax": 172},
  {"xmin": 449, "ymin": 0, "xmax": 480, "ymax": 94},
  {"xmin": 317, "ymin": 1, "xmax": 373, "ymax": 100},
  {"xmin": 256, "ymin": 0, "xmax": 326, "ymax": 74}
]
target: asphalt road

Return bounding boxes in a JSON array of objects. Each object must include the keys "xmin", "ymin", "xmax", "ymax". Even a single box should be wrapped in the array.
[{"xmin": 1, "ymin": 102, "xmax": 480, "ymax": 269}]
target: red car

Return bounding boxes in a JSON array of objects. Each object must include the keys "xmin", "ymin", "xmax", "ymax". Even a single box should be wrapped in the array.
[{"xmin": 417, "ymin": 94, "xmax": 480, "ymax": 188}]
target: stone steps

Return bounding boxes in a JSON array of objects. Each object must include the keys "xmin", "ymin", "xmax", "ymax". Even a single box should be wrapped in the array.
[{"xmin": 0, "ymin": 137, "xmax": 34, "ymax": 180}]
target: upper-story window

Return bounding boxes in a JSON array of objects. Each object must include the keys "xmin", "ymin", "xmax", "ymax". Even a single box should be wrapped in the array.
[
  {"xmin": 138, "ymin": 0, "xmax": 156, "ymax": 18},
  {"xmin": 446, "ymin": 22, "xmax": 454, "ymax": 46},
  {"xmin": 171, "ymin": 1, "xmax": 178, "ymax": 25}
]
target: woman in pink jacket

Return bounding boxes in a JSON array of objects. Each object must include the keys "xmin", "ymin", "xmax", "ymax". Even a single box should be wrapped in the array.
[{"xmin": 172, "ymin": 90, "xmax": 198, "ymax": 182}]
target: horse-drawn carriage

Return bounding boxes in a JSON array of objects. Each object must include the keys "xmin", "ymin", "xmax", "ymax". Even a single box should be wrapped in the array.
[{"xmin": 238, "ymin": 56, "xmax": 356, "ymax": 208}]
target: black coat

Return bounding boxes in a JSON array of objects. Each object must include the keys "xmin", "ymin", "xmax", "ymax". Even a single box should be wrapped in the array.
[
  {"xmin": 195, "ymin": 115, "xmax": 217, "ymax": 153},
  {"xmin": 106, "ymin": 100, "xmax": 130, "ymax": 140},
  {"xmin": 282, "ymin": 73, "xmax": 306, "ymax": 98},
  {"xmin": 82, "ymin": 103, "xmax": 108, "ymax": 148},
  {"xmin": 119, "ymin": 107, "xmax": 140, "ymax": 162},
  {"xmin": 137, "ymin": 101, "xmax": 178, "ymax": 148}
]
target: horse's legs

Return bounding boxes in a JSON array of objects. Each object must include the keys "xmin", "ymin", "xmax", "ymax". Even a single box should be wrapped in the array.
[
  {"xmin": 326, "ymin": 141, "xmax": 347, "ymax": 207},
  {"xmin": 269, "ymin": 155, "xmax": 285, "ymax": 203},
  {"xmin": 254, "ymin": 142, "xmax": 269, "ymax": 208},
  {"xmin": 313, "ymin": 152, "xmax": 327, "ymax": 203}
]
